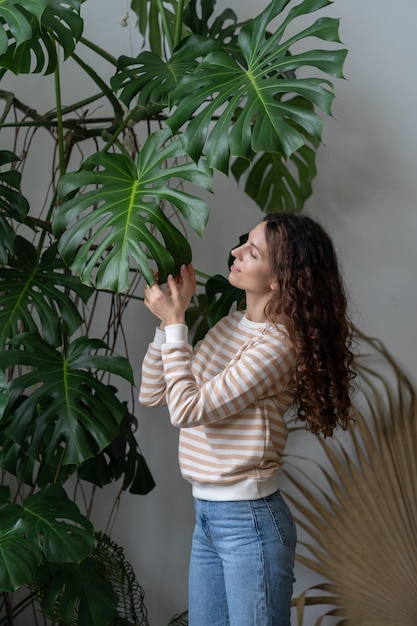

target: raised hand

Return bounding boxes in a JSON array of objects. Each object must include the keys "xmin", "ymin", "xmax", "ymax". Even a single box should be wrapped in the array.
[{"xmin": 144, "ymin": 264, "xmax": 196, "ymax": 327}]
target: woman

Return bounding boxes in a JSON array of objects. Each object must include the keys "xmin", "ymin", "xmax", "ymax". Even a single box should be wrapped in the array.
[{"xmin": 139, "ymin": 212, "xmax": 355, "ymax": 626}]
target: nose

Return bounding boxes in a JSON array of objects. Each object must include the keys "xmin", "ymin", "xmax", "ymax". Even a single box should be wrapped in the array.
[{"xmin": 231, "ymin": 245, "xmax": 241, "ymax": 259}]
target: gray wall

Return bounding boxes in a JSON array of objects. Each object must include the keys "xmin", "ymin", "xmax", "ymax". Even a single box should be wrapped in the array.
[
  {"xmin": 115, "ymin": 2, "xmax": 417, "ymax": 623},
  {"xmin": 4, "ymin": 1, "xmax": 416, "ymax": 624}
]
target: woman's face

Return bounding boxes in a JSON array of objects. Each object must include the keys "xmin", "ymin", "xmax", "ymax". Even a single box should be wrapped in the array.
[{"xmin": 229, "ymin": 222, "xmax": 276, "ymax": 297}]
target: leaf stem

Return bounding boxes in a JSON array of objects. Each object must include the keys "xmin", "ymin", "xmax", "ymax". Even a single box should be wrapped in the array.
[
  {"xmin": 194, "ymin": 268, "xmax": 211, "ymax": 281},
  {"xmin": 174, "ymin": 0, "xmax": 185, "ymax": 48},
  {"xmin": 156, "ymin": 0, "xmax": 174, "ymax": 54},
  {"xmin": 101, "ymin": 102, "xmax": 165, "ymax": 153},
  {"xmin": 53, "ymin": 45, "xmax": 66, "ymax": 178},
  {"xmin": 71, "ymin": 52, "xmax": 124, "ymax": 120},
  {"xmin": 79, "ymin": 35, "xmax": 118, "ymax": 67}
]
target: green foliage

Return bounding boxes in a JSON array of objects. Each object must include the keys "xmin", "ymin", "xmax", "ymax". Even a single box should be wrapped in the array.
[
  {"xmin": 0, "ymin": 333, "xmax": 134, "ymax": 466},
  {"xmin": 54, "ymin": 129, "xmax": 213, "ymax": 290},
  {"xmin": 36, "ymin": 559, "xmax": 118, "ymax": 626},
  {"xmin": 0, "ymin": 150, "xmax": 28, "ymax": 262},
  {"xmin": 0, "ymin": 485, "xmax": 94, "ymax": 592},
  {"xmin": 0, "ymin": 0, "xmax": 49, "ymax": 55},
  {"xmin": 0, "ymin": 238, "xmax": 92, "ymax": 348},
  {"xmin": 79, "ymin": 409, "xmax": 156, "ymax": 494},
  {"xmin": 167, "ymin": 0, "xmax": 346, "ymax": 172},
  {"xmin": 187, "ymin": 274, "xmax": 245, "ymax": 344},
  {"xmin": 0, "ymin": 0, "xmax": 83, "ymax": 74},
  {"xmin": 0, "ymin": 370, "xmax": 8, "ymax": 417},
  {"xmin": 0, "ymin": 0, "xmax": 347, "ymax": 622}
]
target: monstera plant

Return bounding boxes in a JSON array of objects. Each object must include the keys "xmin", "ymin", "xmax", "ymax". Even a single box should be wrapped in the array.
[{"xmin": 0, "ymin": 0, "xmax": 346, "ymax": 623}]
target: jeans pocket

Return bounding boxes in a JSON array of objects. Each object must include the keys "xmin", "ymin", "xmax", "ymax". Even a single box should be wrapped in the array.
[{"xmin": 264, "ymin": 491, "xmax": 297, "ymax": 551}]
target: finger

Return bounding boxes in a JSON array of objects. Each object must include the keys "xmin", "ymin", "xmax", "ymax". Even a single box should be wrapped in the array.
[
  {"xmin": 166, "ymin": 273, "xmax": 178, "ymax": 295},
  {"xmin": 180, "ymin": 264, "xmax": 195, "ymax": 291},
  {"xmin": 186, "ymin": 263, "xmax": 196, "ymax": 287}
]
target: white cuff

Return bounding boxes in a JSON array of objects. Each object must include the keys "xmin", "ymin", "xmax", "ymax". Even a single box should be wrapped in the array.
[
  {"xmin": 164, "ymin": 324, "xmax": 188, "ymax": 344},
  {"xmin": 150, "ymin": 327, "xmax": 166, "ymax": 348}
]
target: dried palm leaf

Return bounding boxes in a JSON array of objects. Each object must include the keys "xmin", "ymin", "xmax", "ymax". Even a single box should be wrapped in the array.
[{"xmin": 285, "ymin": 330, "xmax": 417, "ymax": 625}]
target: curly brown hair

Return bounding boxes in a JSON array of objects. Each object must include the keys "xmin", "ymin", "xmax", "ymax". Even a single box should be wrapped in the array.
[{"xmin": 263, "ymin": 213, "xmax": 355, "ymax": 437}]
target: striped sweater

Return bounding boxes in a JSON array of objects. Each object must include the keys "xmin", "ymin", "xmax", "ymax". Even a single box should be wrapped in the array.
[{"xmin": 139, "ymin": 311, "xmax": 296, "ymax": 501}]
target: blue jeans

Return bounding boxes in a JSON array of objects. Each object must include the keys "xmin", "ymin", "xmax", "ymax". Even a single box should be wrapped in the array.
[{"xmin": 188, "ymin": 491, "xmax": 296, "ymax": 626}]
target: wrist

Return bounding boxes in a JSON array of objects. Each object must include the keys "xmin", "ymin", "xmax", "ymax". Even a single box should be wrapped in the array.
[{"xmin": 164, "ymin": 317, "xmax": 186, "ymax": 326}]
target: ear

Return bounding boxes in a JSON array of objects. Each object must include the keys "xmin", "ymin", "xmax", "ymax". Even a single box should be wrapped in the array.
[{"xmin": 270, "ymin": 279, "xmax": 278, "ymax": 291}]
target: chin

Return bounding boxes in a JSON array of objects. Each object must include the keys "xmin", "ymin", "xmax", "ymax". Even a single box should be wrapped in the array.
[{"xmin": 228, "ymin": 271, "xmax": 237, "ymax": 285}]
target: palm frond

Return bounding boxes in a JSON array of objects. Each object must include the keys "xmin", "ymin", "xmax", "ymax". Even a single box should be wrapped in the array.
[{"xmin": 285, "ymin": 330, "xmax": 417, "ymax": 625}]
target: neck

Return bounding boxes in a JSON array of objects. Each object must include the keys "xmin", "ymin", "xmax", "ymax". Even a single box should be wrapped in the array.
[{"xmin": 244, "ymin": 294, "xmax": 271, "ymax": 323}]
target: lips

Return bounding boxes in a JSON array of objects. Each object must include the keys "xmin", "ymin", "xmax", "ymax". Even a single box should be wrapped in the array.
[{"xmin": 230, "ymin": 264, "xmax": 240, "ymax": 273}]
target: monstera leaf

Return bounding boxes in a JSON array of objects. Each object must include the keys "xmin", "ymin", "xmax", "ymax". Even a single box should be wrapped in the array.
[
  {"xmin": 22, "ymin": 485, "xmax": 94, "ymax": 563},
  {"xmin": 0, "ymin": 333, "xmax": 133, "ymax": 466},
  {"xmin": 130, "ymin": 0, "xmax": 179, "ymax": 57},
  {"xmin": 0, "ymin": 0, "xmax": 48, "ymax": 55},
  {"xmin": 0, "ymin": 485, "xmax": 94, "ymax": 592},
  {"xmin": 168, "ymin": 0, "xmax": 347, "ymax": 173},
  {"xmin": 0, "ymin": 505, "xmax": 42, "ymax": 592},
  {"xmin": 0, "ymin": 150, "xmax": 29, "ymax": 263},
  {"xmin": 231, "ymin": 99, "xmax": 319, "ymax": 212},
  {"xmin": 183, "ymin": 0, "xmax": 241, "ymax": 44},
  {"xmin": 78, "ymin": 408, "xmax": 155, "ymax": 495},
  {"xmin": 112, "ymin": 35, "xmax": 219, "ymax": 109},
  {"xmin": 54, "ymin": 129, "xmax": 213, "ymax": 292},
  {"xmin": 0, "ymin": 0, "xmax": 83, "ymax": 74},
  {"xmin": 0, "ymin": 431, "xmax": 75, "ymax": 487},
  {"xmin": 188, "ymin": 274, "xmax": 245, "ymax": 344},
  {"xmin": 36, "ymin": 558, "xmax": 118, "ymax": 626},
  {"xmin": 113, "ymin": 0, "xmax": 246, "ymax": 110},
  {"xmin": 0, "ymin": 237, "xmax": 93, "ymax": 349}
]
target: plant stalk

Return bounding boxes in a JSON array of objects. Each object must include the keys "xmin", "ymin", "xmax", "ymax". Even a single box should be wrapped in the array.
[
  {"xmin": 71, "ymin": 53, "xmax": 124, "ymax": 120},
  {"xmin": 174, "ymin": 0, "xmax": 185, "ymax": 48},
  {"xmin": 53, "ymin": 44, "xmax": 66, "ymax": 178},
  {"xmin": 157, "ymin": 0, "xmax": 174, "ymax": 54},
  {"xmin": 79, "ymin": 36, "xmax": 118, "ymax": 67}
]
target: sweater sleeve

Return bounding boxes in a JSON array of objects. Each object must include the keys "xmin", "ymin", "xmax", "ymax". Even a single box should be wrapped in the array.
[
  {"xmin": 161, "ymin": 329, "xmax": 294, "ymax": 428},
  {"xmin": 139, "ymin": 327, "xmax": 168, "ymax": 407}
]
